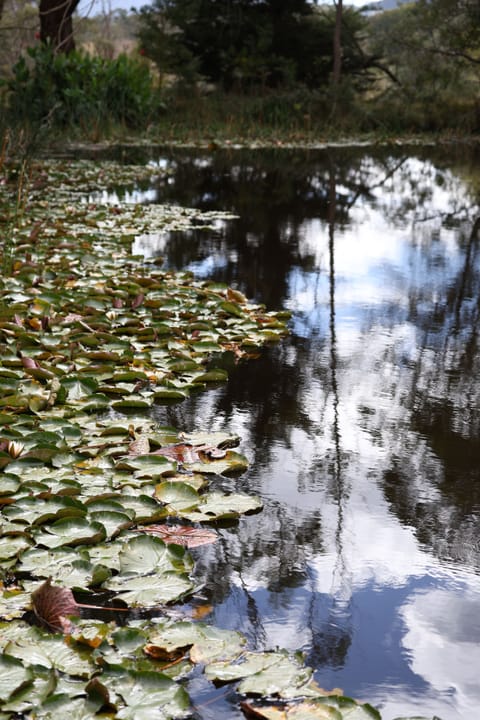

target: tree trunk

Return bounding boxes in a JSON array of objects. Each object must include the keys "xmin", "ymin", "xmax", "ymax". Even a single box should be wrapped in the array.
[
  {"xmin": 332, "ymin": 0, "xmax": 343, "ymax": 87},
  {"xmin": 0, "ymin": 0, "xmax": 4, "ymax": 24},
  {"xmin": 39, "ymin": 0, "xmax": 80, "ymax": 53}
]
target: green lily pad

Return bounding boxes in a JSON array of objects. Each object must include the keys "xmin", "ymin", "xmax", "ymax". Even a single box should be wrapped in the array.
[
  {"xmin": 1, "ymin": 666, "xmax": 57, "ymax": 715},
  {"xmin": 0, "ymin": 475, "xmax": 21, "ymax": 496},
  {"xmin": 185, "ymin": 450, "xmax": 249, "ymax": 475},
  {"xmin": 0, "ymin": 535, "xmax": 32, "ymax": 561},
  {"xmin": 102, "ymin": 670, "xmax": 191, "ymax": 720},
  {"xmin": 154, "ymin": 481, "xmax": 200, "ymax": 512},
  {"xmin": 115, "ymin": 494, "xmax": 167, "ymax": 523},
  {"xmin": 34, "ymin": 518, "xmax": 107, "ymax": 549},
  {"xmin": 0, "ymin": 654, "xmax": 32, "ymax": 702},
  {"xmin": 117, "ymin": 534, "xmax": 193, "ymax": 575},
  {"xmin": 88, "ymin": 510, "xmax": 133, "ymax": 539},
  {"xmin": 206, "ymin": 650, "xmax": 312, "ymax": 695},
  {"xmin": 112, "ymin": 395, "xmax": 153, "ymax": 410},
  {"xmin": 182, "ymin": 491, "xmax": 263, "ymax": 522},
  {"xmin": 103, "ymin": 572, "xmax": 195, "ymax": 606},
  {"xmin": 18, "ymin": 546, "xmax": 90, "ymax": 577},
  {"xmin": 0, "ymin": 589, "xmax": 32, "ymax": 620},
  {"xmin": 149, "ymin": 620, "xmax": 246, "ymax": 663},
  {"xmin": 3, "ymin": 496, "xmax": 87, "ymax": 527},
  {"xmin": 116, "ymin": 454, "xmax": 177, "ymax": 478},
  {"xmin": 5, "ymin": 630, "xmax": 93, "ymax": 678}
]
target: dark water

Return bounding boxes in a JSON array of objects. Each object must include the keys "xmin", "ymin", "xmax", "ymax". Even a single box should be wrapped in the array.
[{"xmin": 94, "ymin": 144, "xmax": 480, "ymax": 720}]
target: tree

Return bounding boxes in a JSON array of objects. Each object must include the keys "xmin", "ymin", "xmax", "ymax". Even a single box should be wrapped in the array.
[
  {"xmin": 39, "ymin": 0, "xmax": 80, "ymax": 53},
  {"xmin": 136, "ymin": 0, "xmax": 371, "ymax": 91},
  {"xmin": 367, "ymin": 0, "xmax": 480, "ymax": 130}
]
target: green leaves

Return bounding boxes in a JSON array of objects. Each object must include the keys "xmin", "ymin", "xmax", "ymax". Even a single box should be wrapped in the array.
[
  {"xmin": 0, "ymin": 654, "xmax": 32, "ymax": 702},
  {"xmin": 101, "ymin": 670, "xmax": 191, "ymax": 720},
  {"xmin": 147, "ymin": 620, "xmax": 247, "ymax": 664},
  {"xmin": 5, "ymin": 629, "xmax": 93, "ymax": 677},
  {"xmin": 206, "ymin": 651, "xmax": 312, "ymax": 695}
]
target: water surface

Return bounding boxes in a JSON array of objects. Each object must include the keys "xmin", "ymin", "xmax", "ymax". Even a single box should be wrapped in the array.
[{"xmin": 96, "ymin": 144, "xmax": 480, "ymax": 720}]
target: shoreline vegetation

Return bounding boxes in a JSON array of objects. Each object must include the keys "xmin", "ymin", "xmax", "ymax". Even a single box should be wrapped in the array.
[{"xmin": 55, "ymin": 132, "xmax": 480, "ymax": 152}]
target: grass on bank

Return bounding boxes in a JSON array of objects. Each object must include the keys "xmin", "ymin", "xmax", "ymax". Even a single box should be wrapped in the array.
[{"xmin": 0, "ymin": 45, "xmax": 479, "ymax": 147}]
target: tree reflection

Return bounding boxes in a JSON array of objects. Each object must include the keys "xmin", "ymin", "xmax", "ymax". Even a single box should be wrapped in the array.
[{"xmin": 144, "ymin": 145, "xmax": 480, "ymax": 687}]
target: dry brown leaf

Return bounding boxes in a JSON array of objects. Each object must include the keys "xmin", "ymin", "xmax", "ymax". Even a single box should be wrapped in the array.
[
  {"xmin": 136, "ymin": 524, "xmax": 218, "ymax": 548},
  {"xmin": 128, "ymin": 435, "xmax": 150, "ymax": 456},
  {"xmin": 190, "ymin": 603, "xmax": 213, "ymax": 620},
  {"xmin": 31, "ymin": 578, "xmax": 129, "ymax": 634},
  {"xmin": 143, "ymin": 644, "xmax": 188, "ymax": 662},
  {"xmin": 31, "ymin": 577, "xmax": 79, "ymax": 633},
  {"xmin": 152, "ymin": 443, "xmax": 226, "ymax": 464}
]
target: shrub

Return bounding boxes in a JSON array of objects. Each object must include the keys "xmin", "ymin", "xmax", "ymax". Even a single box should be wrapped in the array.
[{"xmin": 3, "ymin": 44, "xmax": 162, "ymax": 137}]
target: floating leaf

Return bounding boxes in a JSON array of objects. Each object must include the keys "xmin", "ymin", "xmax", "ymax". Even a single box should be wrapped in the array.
[
  {"xmin": 31, "ymin": 577, "xmax": 79, "ymax": 633},
  {"xmin": 112, "ymin": 395, "xmax": 153, "ymax": 410},
  {"xmin": 34, "ymin": 518, "xmax": 107, "ymax": 549},
  {"xmin": 103, "ymin": 572, "xmax": 194, "ymax": 607},
  {"xmin": 101, "ymin": 669, "xmax": 191, "ymax": 720},
  {"xmin": 240, "ymin": 699, "xmax": 339, "ymax": 719},
  {"xmin": 0, "ymin": 589, "xmax": 32, "ymax": 620},
  {"xmin": 152, "ymin": 444, "xmax": 203, "ymax": 464},
  {"xmin": 1, "ymin": 665, "xmax": 56, "ymax": 715},
  {"xmin": 116, "ymin": 454, "xmax": 177, "ymax": 478},
  {"xmin": 117, "ymin": 494, "xmax": 167, "ymax": 524},
  {"xmin": 18, "ymin": 546, "xmax": 89, "ymax": 579},
  {"xmin": 5, "ymin": 628, "xmax": 93, "ymax": 677},
  {"xmin": 148, "ymin": 621, "xmax": 246, "ymax": 664},
  {"xmin": 0, "ymin": 474, "xmax": 21, "ymax": 495},
  {"xmin": 136, "ymin": 524, "xmax": 217, "ymax": 548},
  {"xmin": 0, "ymin": 654, "xmax": 32, "ymax": 702},
  {"xmin": 88, "ymin": 510, "xmax": 133, "ymax": 539},
  {"xmin": 206, "ymin": 650, "xmax": 312, "ymax": 696},
  {"xmin": 116, "ymin": 534, "xmax": 193, "ymax": 576},
  {"xmin": 185, "ymin": 450, "xmax": 249, "ymax": 475},
  {"xmin": 182, "ymin": 491, "xmax": 263, "ymax": 522},
  {"xmin": 0, "ymin": 534, "xmax": 32, "ymax": 561},
  {"xmin": 154, "ymin": 481, "xmax": 200, "ymax": 512},
  {"xmin": 128, "ymin": 435, "xmax": 150, "ymax": 456}
]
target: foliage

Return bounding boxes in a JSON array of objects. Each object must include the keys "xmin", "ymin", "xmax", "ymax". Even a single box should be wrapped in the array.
[
  {"xmin": 367, "ymin": 0, "xmax": 480, "ymax": 133},
  {"xmin": 135, "ymin": 0, "xmax": 371, "ymax": 91},
  {"xmin": 3, "ymin": 44, "xmax": 162, "ymax": 137}
]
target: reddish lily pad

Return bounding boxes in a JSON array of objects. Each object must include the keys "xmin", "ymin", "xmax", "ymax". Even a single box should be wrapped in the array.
[{"xmin": 136, "ymin": 524, "xmax": 218, "ymax": 548}]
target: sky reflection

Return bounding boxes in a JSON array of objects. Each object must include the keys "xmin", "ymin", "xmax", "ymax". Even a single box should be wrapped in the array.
[{"xmin": 125, "ymin": 146, "xmax": 480, "ymax": 719}]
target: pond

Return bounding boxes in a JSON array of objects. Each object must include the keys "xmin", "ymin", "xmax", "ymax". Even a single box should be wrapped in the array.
[{"xmin": 91, "ymin": 143, "xmax": 480, "ymax": 720}]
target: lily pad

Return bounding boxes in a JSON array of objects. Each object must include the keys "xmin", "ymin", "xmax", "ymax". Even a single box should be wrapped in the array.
[
  {"xmin": 116, "ymin": 534, "xmax": 193, "ymax": 575},
  {"xmin": 116, "ymin": 454, "xmax": 177, "ymax": 478},
  {"xmin": 136, "ymin": 524, "xmax": 218, "ymax": 548},
  {"xmin": 182, "ymin": 491, "xmax": 263, "ymax": 522},
  {"xmin": 184, "ymin": 450, "xmax": 249, "ymax": 475},
  {"xmin": 154, "ymin": 481, "xmax": 200, "ymax": 512},
  {"xmin": 148, "ymin": 620, "xmax": 246, "ymax": 664},
  {"xmin": 103, "ymin": 572, "xmax": 195, "ymax": 607},
  {"xmin": 101, "ymin": 669, "xmax": 191, "ymax": 720},
  {"xmin": 0, "ymin": 654, "xmax": 32, "ymax": 702},
  {"xmin": 34, "ymin": 518, "xmax": 107, "ymax": 549},
  {"xmin": 207, "ymin": 650, "xmax": 312, "ymax": 696},
  {"xmin": 5, "ymin": 629, "xmax": 93, "ymax": 677}
]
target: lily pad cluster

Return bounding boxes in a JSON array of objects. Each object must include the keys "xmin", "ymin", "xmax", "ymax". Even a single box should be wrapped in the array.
[{"xmin": 0, "ymin": 157, "xmax": 439, "ymax": 719}]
